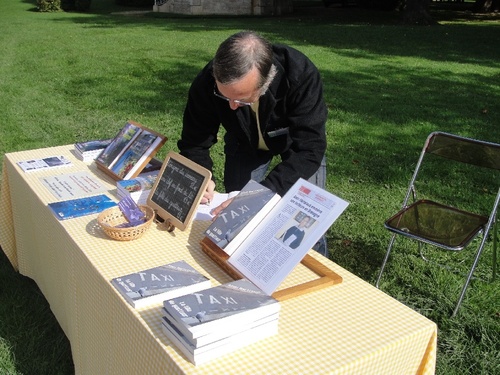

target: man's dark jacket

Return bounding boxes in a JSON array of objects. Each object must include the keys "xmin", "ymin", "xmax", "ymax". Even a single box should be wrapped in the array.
[{"xmin": 178, "ymin": 44, "xmax": 327, "ymax": 196}]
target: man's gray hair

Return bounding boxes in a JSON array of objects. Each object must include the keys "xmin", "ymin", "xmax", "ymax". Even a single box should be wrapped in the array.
[{"xmin": 213, "ymin": 31, "xmax": 276, "ymax": 92}]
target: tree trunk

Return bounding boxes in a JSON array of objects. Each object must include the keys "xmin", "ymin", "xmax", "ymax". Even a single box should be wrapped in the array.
[
  {"xmin": 402, "ymin": 0, "xmax": 437, "ymax": 25},
  {"xmin": 473, "ymin": 0, "xmax": 500, "ymax": 12}
]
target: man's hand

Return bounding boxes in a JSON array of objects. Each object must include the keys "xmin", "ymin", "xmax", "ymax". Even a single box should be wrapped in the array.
[
  {"xmin": 200, "ymin": 180, "xmax": 216, "ymax": 205},
  {"xmin": 210, "ymin": 197, "xmax": 234, "ymax": 218}
]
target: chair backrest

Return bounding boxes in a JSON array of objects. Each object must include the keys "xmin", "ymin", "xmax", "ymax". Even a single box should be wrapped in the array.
[
  {"xmin": 425, "ymin": 132, "xmax": 500, "ymax": 171},
  {"xmin": 403, "ymin": 132, "xmax": 500, "ymax": 215}
]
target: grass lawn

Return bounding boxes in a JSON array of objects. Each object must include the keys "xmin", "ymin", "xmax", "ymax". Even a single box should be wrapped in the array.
[{"xmin": 0, "ymin": 1, "xmax": 499, "ymax": 374}]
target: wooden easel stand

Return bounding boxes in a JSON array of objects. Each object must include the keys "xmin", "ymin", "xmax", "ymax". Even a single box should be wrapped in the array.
[{"xmin": 200, "ymin": 237, "xmax": 343, "ymax": 301}]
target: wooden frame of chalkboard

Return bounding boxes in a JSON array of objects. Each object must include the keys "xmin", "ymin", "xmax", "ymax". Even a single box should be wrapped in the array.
[{"xmin": 147, "ymin": 151, "xmax": 212, "ymax": 231}]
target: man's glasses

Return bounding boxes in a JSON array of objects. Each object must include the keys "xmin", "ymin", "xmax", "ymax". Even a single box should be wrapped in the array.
[{"xmin": 213, "ymin": 85, "xmax": 254, "ymax": 107}]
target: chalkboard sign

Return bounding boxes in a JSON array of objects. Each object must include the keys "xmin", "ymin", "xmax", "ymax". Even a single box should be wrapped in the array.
[{"xmin": 147, "ymin": 151, "xmax": 212, "ymax": 231}]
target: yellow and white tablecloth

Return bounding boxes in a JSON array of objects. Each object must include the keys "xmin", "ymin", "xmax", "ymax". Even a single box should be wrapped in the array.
[{"xmin": 0, "ymin": 145, "xmax": 437, "ymax": 375}]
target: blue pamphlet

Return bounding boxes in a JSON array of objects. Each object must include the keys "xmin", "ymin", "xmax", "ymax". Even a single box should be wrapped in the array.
[
  {"xmin": 48, "ymin": 194, "xmax": 117, "ymax": 220},
  {"xmin": 118, "ymin": 196, "xmax": 146, "ymax": 226}
]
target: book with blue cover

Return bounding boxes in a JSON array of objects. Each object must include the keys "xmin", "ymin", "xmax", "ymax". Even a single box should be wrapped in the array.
[
  {"xmin": 48, "ymin": 194, "xmax": 116, "ymax": 220},
  {"xmin": 95, "ymin": 122, "xmax": 142, "ymax": 168},
  {"xmin": 110, "ymin": 130, "xmax": 158, "ymax": 179},
  {"xmin": 95, "ymin": 121, "xmax": 167, "ymax": 181},
  {"xmin": 116, "ymin": 171, "xmax": 159, "ymax": 205},
  {"xmin": 75, "ymin": 138, "xmax": 112, "ymax": 153},
  {"xmin": 75, "ymin": 138, "xmax": 112, "ymax": 162}
]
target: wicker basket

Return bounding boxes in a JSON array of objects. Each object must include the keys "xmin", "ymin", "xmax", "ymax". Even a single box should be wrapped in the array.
[{"xmin": 98, "ymin": 205, "xmax": 155, "ymax": 241}]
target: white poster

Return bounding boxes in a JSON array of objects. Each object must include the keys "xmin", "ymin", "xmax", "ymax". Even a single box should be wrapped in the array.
[{"xmin": 40, "ymin": 171, "xmax": 108, "ymax": 200}]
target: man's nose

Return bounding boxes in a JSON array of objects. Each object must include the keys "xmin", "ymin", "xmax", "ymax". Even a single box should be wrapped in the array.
[{"xmin": 229, "ymin": 101, "xmax": 240, "ymax": 110}]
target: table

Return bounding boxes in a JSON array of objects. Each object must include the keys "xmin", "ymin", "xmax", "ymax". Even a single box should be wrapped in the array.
[{"xmin": 0, "ymin": 145, "xmax": 437, "ymax": 375}]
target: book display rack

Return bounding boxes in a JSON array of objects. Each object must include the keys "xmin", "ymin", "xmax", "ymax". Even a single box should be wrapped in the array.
[
  {"xmin": 95, "ymin": 121, "xmax": 167, "ymax": 181},
  {"xmin": 200, "ymin": 237, "xmax": 343, "ymax": 301}
]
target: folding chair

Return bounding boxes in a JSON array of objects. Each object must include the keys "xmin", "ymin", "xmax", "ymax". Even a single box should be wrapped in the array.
[{"xmin": 375, "ymin": 131, "xmax": 500, "ymax": 317}]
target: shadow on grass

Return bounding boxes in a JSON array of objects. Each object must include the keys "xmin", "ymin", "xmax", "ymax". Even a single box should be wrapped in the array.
[
  {"xmin": 26, "ymin": 1, "xmax": 499, "ymax": 274},
  {"xmin": 48, "ymin": 11, "xmax": 499, "ymax": 178},
  {"xmin": 0, "ymin": 250, "xmax": 74, "ymax": 375},
  {"xmin": 41, "ymin": 2, "xmax": 500, "ymax": 63}
]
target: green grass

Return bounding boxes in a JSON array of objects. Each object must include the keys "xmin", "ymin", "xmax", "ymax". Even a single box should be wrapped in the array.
[{"xmin": 1, "ymin": 1, "xmax": 499, "ymax": 374}]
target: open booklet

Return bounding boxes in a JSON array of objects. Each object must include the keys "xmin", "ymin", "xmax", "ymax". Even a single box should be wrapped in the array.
[
  {"xmin": 203, "ymin": 178, "xmax": 349, "ymax": 296},
  {"xmin": 194, "ymin": 191, "xmax": 240, "ymax": 221}
]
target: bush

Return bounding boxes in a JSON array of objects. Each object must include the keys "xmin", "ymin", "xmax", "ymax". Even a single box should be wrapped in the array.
[{"xmin": 37, "ymin": 0, "xmax": 61, "ymax": 12}]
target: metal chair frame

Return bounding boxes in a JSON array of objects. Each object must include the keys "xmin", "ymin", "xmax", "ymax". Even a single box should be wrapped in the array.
[{"xmin": 375, "ymin": 131, "xmax": 500, "ymax": 317}]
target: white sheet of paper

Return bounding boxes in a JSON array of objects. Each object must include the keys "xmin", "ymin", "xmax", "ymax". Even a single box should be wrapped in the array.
[
  {"xmin": 40, "ymin": 171, "xmax": 108, "ymax": 200},
  {"xmin": 194, "ymin": 191, "xmax": 239, "ymax": 221}
]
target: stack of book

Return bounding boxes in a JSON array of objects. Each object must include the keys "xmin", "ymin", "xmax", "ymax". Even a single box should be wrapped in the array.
[
  {"xmin": 116, "ymin": 170, "xmax": 159, "ymax": 205},
  {"xmin": 161, "ymin": 278, "xmax": 280, "ymax": 366},
  {"xmin": 74, "ymin": 139, "xmax": 112, "ymax": 162}
]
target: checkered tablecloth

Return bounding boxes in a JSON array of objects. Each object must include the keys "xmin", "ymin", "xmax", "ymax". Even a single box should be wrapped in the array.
[{"xmin": 0, "ymin": 145, "xmax": 437, "ymax": 375}]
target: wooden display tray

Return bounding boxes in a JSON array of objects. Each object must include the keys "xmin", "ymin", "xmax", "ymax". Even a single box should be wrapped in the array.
[
  {"xmin": 200, "ymin": 237, "xmax": 343, "ymax": 301},
  {"xmin": 95, "ymin": 121, "xmax": 167, "ymax": 181}
]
